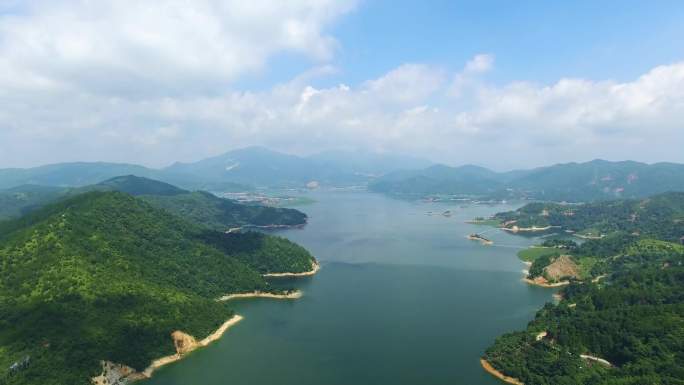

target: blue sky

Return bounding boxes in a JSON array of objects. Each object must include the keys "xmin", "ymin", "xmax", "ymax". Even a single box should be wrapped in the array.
[
  {"xmin": 245, "ymin": 0, "xmax": 684, "ymax": 89},
  {"xmin": 1, "ymin": 0, "xmax": 684, "ymax": 169}
]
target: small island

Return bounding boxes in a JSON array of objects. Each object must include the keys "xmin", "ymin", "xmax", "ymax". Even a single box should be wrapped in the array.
[{"xmin": 468, "ymin": 233, "xmax": 493, "ymax": 245}]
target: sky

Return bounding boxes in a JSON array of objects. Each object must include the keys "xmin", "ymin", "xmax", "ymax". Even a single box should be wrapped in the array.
[{"xmin": 1, "ymin": 0, "xmax": 684, "ymax": 170}]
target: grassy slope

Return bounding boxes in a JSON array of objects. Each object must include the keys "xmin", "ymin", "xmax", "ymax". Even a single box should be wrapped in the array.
[{"xmin": 0, "ymin": 191, "xmax": 313, "ymax": 384}]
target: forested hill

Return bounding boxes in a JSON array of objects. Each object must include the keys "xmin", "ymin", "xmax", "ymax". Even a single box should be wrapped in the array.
[
  {"xmin": 87, "ymin": 174, "xmax": 188, "ymax": 196},
  {"xmin": 0, "ymin": 191, "xmax": 315, "ymax": 384},
  {"xmin": 483, "ymin": 193, "xmax": 684, "ymax": 384},
  {"xmin": 493, "ymin": 191, "xmax": 684, "ymax": 242},
  {"xmin": 0, "ymin": 176, "xmax": 308, "ymax": 229}
]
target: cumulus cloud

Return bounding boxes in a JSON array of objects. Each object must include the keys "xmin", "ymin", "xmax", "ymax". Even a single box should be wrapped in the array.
[
  {"xmin": 0, "ymin": 0, "xmax": 356, "ymax": 96},
  {"xmin": 0, "ymin": 1, "xmax": 683, "ymax": 169}
]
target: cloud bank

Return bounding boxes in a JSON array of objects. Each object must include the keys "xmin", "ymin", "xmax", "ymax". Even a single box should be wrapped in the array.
[{"xmin": 1, "ymin": 1, "xmax": 683, "ymax": 169}]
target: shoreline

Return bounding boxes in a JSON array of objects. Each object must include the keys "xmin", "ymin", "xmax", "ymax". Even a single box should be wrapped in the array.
[
  {"xmin": 502, "ymin": 225, "xmax": 557, "ymax": 233},
  {"xmin": 218, "ymin": 290, "xmax": 303, "ymax": 301},
  {"xmin": 480, "ymin": 359, "xmax": 524, "ymax": 385},
  {"xmin": 92, "ymin": 315, "xmax": 245, "ymax": 384},
  {"xmin": 523, "ymin": 277, "xmax": 569, "ymax": 288},
  {"xmin": 225, "ymin": 222, "xmax": 307, "ymax": 234},
  {"xmin": 142, "ymin": 315, "xmax": 244, "ymax": 377},
  {"xmin": 263, "ymin": 260, "xmax": 320, "ymax": 277}
]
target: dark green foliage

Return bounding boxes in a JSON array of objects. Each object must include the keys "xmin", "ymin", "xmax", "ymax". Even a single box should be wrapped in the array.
[
  {"xmin": 202, "ymin": 231, "xmax": 315, "ymax": 274},
  {"xmin": 0, "ymin": 176, "xmax": 308, "ymax": 230},
  {"xmin": 90, "ymin": 175, "xmax": 187, "ymax": 196},
  {"xmin": 144, "ymin": 191, "xmax": 307, "ymax": 230},
  {"xmin": 528, "ymin": 254, "xmax": 556, "ymax": 278},
  {"xmin": 0, "ymin": 185, "xmax": 66, "ymax": 220},
  {"xmin": 495, "ymin": 192, "xmax": 684, "ymax": 243},
  {"xmin": 0, "ymin": 191, "xmax": 314, "ymax": 384},
  {"xmin": 541, "ymin": 239, "xmax": 578, "ymax": 251},
  {"xmin": 486, "ymin": 194, "xmax": 684, "ymax": 384}
]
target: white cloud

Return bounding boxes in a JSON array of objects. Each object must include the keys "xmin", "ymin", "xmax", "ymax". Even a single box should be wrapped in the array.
[
  {"xmin": 464, "ymin": 54, "xmax": 494, "ymax": 73},
  {"xmin": 0, "ymin": 2, "xmax": 683, "ymax": 170},
  {"xmin": 0, "ymin": 0, "xmax": 356, "ymax": 96}
]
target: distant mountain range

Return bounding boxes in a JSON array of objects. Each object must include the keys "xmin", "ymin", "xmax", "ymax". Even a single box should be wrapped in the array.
[
  {"xmin": 0, "ymin": 147, "xmax": 433, "ymax": 190},
  {"xmin": 369, "ymin": 159, "xmax": 684, "ymax": 202},
  {"xmin": 3, "ymin": 150, "xmax": 684, "ymax": 202}
]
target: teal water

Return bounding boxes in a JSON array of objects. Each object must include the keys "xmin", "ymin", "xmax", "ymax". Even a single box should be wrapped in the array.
[{"xmin": 145, "ymin": 192, "xmax": 554, "ymax": 385}]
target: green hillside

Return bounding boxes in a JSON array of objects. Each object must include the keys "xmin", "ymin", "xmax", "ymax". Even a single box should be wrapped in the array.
[
  {"xmin": 142, "ymin": 191, "xmax": 307, "ymax": 230},
  {"xmin": 494, "ymin": 192, "xmax": 684, "ymax": 242},
  {"xmin": 89, "ymin": 175, "xmax": 187, "ymax": 196},
  {"xmin": 0, "ymin": 176, "xmax": 308, "ymax": 229},
  {"xmin": 0, "ymin": 191, "xmax": 315, "ymax": 384},
  {"xmin": 485, "ymin": 239, "xmax": 684, "ymax": 385},
  {"xmin": 484, "ymin": 195, "xmax": 684, "ymax": 384},
  {"xmin": 0, "ymin": 185, "xmax": 67, "ymax": 220}
]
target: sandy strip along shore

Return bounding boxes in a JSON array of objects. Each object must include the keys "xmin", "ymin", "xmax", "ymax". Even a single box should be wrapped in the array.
[
  {"xmin": 523, "ymin": 277, "xmax": 570, "ymax": 288},
  {"xmin": 218, "ymin": 290, "xmax": 302, "ymax": 301},
  {"xmin": 141, "ymin": 315, "xmax": 244, "ymax": 378},
  {"xmin": 263, "ymin": 261, "xmax": 320, "ymax": 277},
  {"xmin": 480, "ymin": 359, "xmax": 524, "ymax": 385}
]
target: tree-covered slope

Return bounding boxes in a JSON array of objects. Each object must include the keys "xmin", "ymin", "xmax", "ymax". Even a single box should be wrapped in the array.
[
  {"xmin": 0, "ymin": 191, "xmax": 315, "ymax": 384},
  {"xmin": 0, "ymin": 176, "xmax": 308, "ymax": 229},
  {"xmin": 494, "ymin": 192, "xmax": 684, "ymax": 242},
  {"xmin": 88, "ymin": 174, "xmax": 187, "ymax": 196},
  {"xmin": 142, "ymin": 191, "xmax": 307, "ymax": 230},
  {"xmin": 0, "ymin": 185, "xmax": 67, "ymax": 220},
  {"xmin": 485, "ymin": 193, "xmax": 684, "ymax": 384},
  {"xmin": 485, "ymin": 240, "xmax": 684, "ymax": 385}
]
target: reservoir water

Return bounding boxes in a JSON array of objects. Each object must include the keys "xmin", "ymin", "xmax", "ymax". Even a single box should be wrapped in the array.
[{"xmin": 144, "ymin": 191, "xmax": 554, "ymax": 385}]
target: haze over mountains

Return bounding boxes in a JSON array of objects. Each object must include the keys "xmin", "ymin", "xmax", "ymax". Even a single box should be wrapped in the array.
[
  {"xmin": 0, "ymin": 147, "xmax": 433, "ymax": 191},
  {"xmin": 370, "ymin": 159, "xmax": 684, "ymax": 202},
  {"xmin": 2, "ymin": 147, "xmax": 684, "ymax": 202}
]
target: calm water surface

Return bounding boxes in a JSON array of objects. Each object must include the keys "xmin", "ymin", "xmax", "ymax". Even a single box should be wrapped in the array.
[{"xmin": 145, "ymin": 191, "xmax": 554, "ymax": 385}]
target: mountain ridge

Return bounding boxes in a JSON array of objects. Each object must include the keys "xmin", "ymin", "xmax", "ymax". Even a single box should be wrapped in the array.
[{"xmin": 370, "ymin": 159, "xmax": 684, "ymax": 201}]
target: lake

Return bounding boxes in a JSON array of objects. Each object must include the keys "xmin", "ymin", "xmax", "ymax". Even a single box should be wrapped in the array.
[{"xmin": 144, "ymin": 191, "xmax": 554, "ymax": 385}]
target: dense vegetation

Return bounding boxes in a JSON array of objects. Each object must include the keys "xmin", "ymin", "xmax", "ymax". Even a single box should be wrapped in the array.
[
  {"xmin": 495, "ymin": 192, "xmax": 684, "ymax": 242},
  {"xmin": 143, "ymin": 191, "xmax": 307, "ymax": 230},
  {"xmin": 371, "ymin": 159, "xmax": 684, "ymax": 202},
  {"xmin": 0, "ymin": 185, "xmax": 66, "ymax": 220},
  {"xmin": 202, "ymin": 232, "xmax": 315, "ymax": 274},
  {"xmin": 485, "ymin": 195, "xmax": 684, "ymax": 384},
  {"xmin": 0, "ymin": 176, "xmax": 308, "ymax": 229},
  {"xmin": 0, "ymin": 191, "xmax": 315, "ymax": 384}
]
